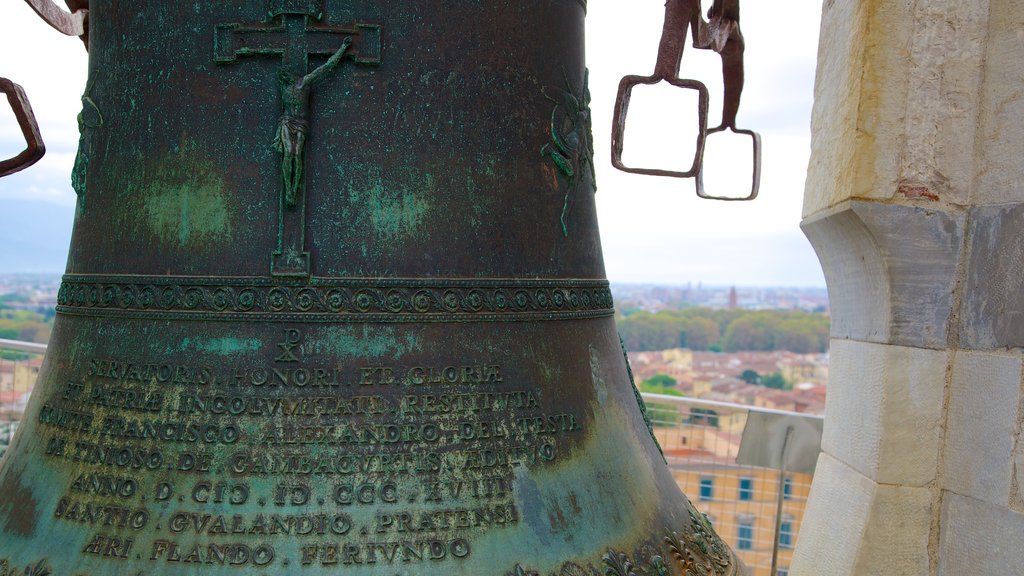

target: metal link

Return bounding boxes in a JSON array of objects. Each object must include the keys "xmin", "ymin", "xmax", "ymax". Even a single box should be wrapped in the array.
[
  {"xmin": 0, "ymin": 79, "xmax": 46, "ymax": 178},
  {"xmin": 696, "ymin": 127, "xmax": 761, "ymax": 201},
  {"xmin": 611, "ymin": 0, "xmax": 761, "ymax": 200},
  {"xmin": 1, "ymin": 2, "xmax": 90, "ymax": 179},
  {"xmin": 23, "ymin": 0, "xmax": 89, "ymax": 48}
]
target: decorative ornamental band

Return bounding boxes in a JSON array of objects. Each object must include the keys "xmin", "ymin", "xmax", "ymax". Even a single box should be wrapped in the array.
[{"xmin": 56, "ymin": 276, "xmax": 614, "ymax": 323}]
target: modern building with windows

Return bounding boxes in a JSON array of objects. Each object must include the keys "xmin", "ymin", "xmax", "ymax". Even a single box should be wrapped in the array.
[{"xmin": 657, "ymin": 424, "xmax": 812, "ymax": 575}]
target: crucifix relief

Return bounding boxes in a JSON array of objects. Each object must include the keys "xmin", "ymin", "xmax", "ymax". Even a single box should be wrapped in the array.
[{"xmin": 215, "ymin": 3, "xmax": 382, "ymax": 277}]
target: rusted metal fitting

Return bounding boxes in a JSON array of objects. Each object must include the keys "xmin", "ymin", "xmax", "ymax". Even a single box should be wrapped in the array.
[
  {"xmin": 611, "ymin": 0, "xmax": 709, "ymax": 178},
  {"xmin": 611, "ymin": 0, "xmax": 761, "ymax": 200},
  {"xmin": 2, "ymin": 1, "xmax": 90, "ymax": 180},
  {"xmin": 0, "ymin": 78, "xmax": 46, "ymax": 178},
  {"xmin": 23, "ymin": 0, "xmax": 90, "ymax": 48}
]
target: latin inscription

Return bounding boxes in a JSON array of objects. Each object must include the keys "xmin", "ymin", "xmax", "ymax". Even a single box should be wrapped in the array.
[{"xmin": 32, "ymin": 328, "xmax": 585, "ymax": 568}]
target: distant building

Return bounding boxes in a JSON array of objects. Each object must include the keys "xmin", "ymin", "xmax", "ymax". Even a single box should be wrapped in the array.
[
  {"xmin": 629, "ymin": 349, "xmax": 828, "ymax": 416},
  {"xmin": 0, "ymin": 357, "xmax": 42, "ymax": 393},
  {"xmin": 610, "ymin": 283, "xmax": 830, "ymax": 313},
  {"xmin": 655, "ymin": 425, "xmax": 812, "ymax": 576}
]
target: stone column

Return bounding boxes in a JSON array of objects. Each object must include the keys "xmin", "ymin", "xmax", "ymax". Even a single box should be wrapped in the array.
[{"xmin": 792, "ymin": 0, "xmax": 1024, "ymax": 574}]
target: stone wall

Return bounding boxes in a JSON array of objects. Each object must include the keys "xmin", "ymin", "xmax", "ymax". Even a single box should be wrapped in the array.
[{"xmin": 793, "ymin": 0, "xmax": 1024, "ymax": 574}]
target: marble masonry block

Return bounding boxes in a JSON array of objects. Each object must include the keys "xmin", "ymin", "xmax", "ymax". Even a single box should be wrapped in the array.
[
  {"xmin": 853, "ymin": 483, "xmax": 934, "ymax": 576},
  {"xmin": 825, "ymin": 340, "xmax": 947, "ymax": 486},
  {"xmin": 803, "ymin": 0, "xmax": 991, "ymax": 218},
  {"xmin": 898, "ymin": 0, "xmax": 989, "ymax": 207},
  {"xmin": 790, "ymin": 453, "xmax": 874, "ymax": 576},
  {"xmin": 803, "ymin": 0, "xmax": 909, "ymax": 218},
  {"xmin": 803, "ymin": 201, "xmax": 964, "ymax": 349},
  {"xmin": 791, "ymin": 453, "xmax": 933, "ymax": 576},
  {"xmin": 801, "ymin": 205, "xmax": 889, "ymax": 343},
  {"xmin": 802, "ymin": 0, "xmax": 870, "ymax": 219},
  {"xmin": 938, "ymin": 492, "xmax": 1024, "ymax": 575},
  {"xmin": 941, "ymin": 350, "xmax": 1021, "ymax": 506},
  {"xmin": 972, "ymin": 0, "xmax": 1024, "ymax": 205},
  {"xmin": 959, "ymin": 204, "xmax": 1024, "ymax": 349}
]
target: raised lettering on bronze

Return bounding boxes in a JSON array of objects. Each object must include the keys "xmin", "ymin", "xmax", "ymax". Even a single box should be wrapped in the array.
[
  {"xmin": 1, "ymin": 1, "xmax": 742, "ymax": 572},
  {"xmin": 69, "ymin": 473, "xmax": 139, "ymax": 498},
  {"xmin": 35, "ymin": 346, "xmax": 578, "ymax": 573},
  {"xmin": 38, "ymin": 404, "xmax": 94, "ymax": 432},
  {"xmin": 54, "ymin": 497, "xmax": 150, "ymax": 530},
  {"xmin": 81, "ymin": 534, "xmax": 134, "ymax": 559},
  {"xmin": 149, "ymin": 540, "xmax": 275, "ymax": 567},
  {"xmin": 166, "ymin": 512, "xmax": 353, "ymax": 537},
  {"xmin": 299, "ymin": 539, "xmax": 471, "ymax": 566}
]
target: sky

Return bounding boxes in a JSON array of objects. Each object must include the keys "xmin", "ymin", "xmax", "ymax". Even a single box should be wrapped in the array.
[{"xmin": 0, "ymin": 1, "xmax": 826, "ymax": 287}]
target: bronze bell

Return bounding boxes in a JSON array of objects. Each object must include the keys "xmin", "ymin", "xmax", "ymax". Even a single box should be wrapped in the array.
[{"xmin": 0, "ymin": 1, "xmax": 744, "ymax": 574}]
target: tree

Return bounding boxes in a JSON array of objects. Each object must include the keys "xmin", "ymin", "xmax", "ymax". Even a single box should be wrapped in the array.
[
  {"xmin": 616, "ymin": 306, "xmax": 830, "ymax": 353},
  {"xmin": 680, "ymin": 317, "xmax": 719, "ymax": 351},
  {"xmin": 775, "ymin": 316, "xmax": 828, "ymax": 353},
  {"xmin": 761, "ymin": 372, "xmax": 790, "ymax": 390},
  {"xmin": 618, "ymin": 312, "xmax": 682, "ymax": 351},
  {"xmin": 637, "ymin": 375, "xmax": 683, "ymax": 427},
  {"xmin": 687, "ymin": 407, "xmax": 720, "ymax": 428},
  {"xmin": 643, "ymin": 374, "xmax": 677, "ymax": 389},
  {"xmin": 722, "ymin": 311, "xmax": 780, "ymax": 351},
  {"xmin": 740, "ymin": 369, "xmax": 760, "ymax": 384},
  {"xmin": 0, "ymin": 309, "xmax": 52, "ymax": 345}
]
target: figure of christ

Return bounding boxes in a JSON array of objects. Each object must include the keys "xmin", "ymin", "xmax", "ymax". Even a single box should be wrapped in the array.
[{"xmin": 274, "ymin": 36, "xmax": 353, "ymax": 208}]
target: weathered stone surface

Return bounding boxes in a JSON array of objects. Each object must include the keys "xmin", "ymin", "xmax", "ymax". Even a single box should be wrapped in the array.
[
  {"xmin": 938, "ymin": 492, "xmax": 1024, "ymax": 575},
  {"xmin": 959, "ymin": 204, "xmax": 1024, "ymax": 349},
  {"xmin": 825, "ymin": 340, "xmax": 947, "ymax": 486},
  {"xmin": 803, "ymin": 0, "xmax": 990, "ymax": 218},
  {"xmin": 790, "ymin": 453, "xmax": 874, "ymax": 575},
  {"xmin": 972, "ymin": 0, "xmax": 1024, "ymax": 205},
  {"xmin": 900, "ymin": 0, "xmax": 989, "ymax": 206},
  {"xmin": 942, "ymin": 351, "xmax": 1021, "ymax": 506},
  {"xmin": 853, "ymin": 483, "xmax": 933, "ymax": 576},
  {"xmin": 801, "ymin": 205, "xmax": 889, "ymax": 342},
  {"xmin": 802, "ymin": 0, "xmax": 868, "ymax": 218},
  {"xmin": 802, "ymin": 201, "xmax": 963, "ymax": 349},
  {"xmin": 791, "ymin": 453, "xmax": 933, "ymax": 576},
  {"xmin": 803, "ymin": 0, "xmax": 905, "ymax": 218},
  {"xmin": 799, "ymin": 0, "xmax": 1024, "ymax": 573}
]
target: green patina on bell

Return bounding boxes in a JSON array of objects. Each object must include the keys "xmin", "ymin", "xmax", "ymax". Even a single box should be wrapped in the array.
[{"xmin": 0, "ymin": 1, "xmax": 742, "ymax": 574}]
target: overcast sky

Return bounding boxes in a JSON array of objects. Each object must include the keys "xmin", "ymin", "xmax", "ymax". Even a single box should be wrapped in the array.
[{"xmin": 0, "ymin": 2, "xmax": 825, "ymax": 286}]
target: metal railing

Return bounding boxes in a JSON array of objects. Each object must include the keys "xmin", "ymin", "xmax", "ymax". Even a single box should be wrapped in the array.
[{"xmin": 0, "ymin": 340, "xmax": 822, "ymax": 576}]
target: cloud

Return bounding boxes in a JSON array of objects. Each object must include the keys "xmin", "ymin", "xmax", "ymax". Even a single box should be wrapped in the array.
[{"xmin": 603, "ymin": 230, "xmax": 825, "ymax": 287}]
